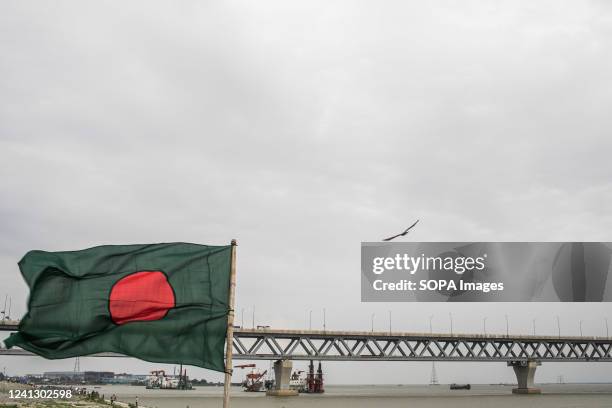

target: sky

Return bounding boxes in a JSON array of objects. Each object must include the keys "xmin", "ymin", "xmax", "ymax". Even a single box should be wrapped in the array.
[{"xmin": 1, "ymin": 0, "xmax": 611, "ymax": 384}]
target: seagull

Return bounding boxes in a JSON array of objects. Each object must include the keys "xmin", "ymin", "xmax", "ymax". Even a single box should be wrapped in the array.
[{"xmin": 382, "ymin": 219, "xmax": 419, "ymax": 241}]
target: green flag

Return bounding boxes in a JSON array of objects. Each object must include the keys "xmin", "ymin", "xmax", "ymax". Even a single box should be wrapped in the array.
[{"xmin": 3, "ymin": 243, "xmax": 232, "ymax": 372}]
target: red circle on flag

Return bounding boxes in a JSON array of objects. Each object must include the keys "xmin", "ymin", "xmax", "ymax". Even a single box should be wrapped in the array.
[{"xmin": 109, "ymin": 271, "xmax": 175, "ymax": 325}]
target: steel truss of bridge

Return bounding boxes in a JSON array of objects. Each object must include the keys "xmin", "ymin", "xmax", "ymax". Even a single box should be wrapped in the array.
[
  {"xmin": 1, "ymin": 324, "xmax": 611, "ymax": 362},
  {"xmin": 231, "ymin": 328, "xmax": 612, "ymax": 362}
]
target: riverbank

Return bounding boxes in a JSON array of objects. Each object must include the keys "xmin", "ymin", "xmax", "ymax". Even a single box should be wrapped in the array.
[{"xmin": 0, "ymin": 381, "xmax": 126, "ymax": 408}]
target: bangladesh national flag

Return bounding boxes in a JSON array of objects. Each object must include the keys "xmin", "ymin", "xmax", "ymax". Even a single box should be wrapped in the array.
[{"xmin": 3, "ymin": 243, "xmax": 232, "ymax": 372}]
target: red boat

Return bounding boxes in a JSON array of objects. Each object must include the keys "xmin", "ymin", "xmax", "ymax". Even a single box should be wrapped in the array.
[{"xmin": 235, "ymin": 364, "xmax": 268, "ymax": 392}]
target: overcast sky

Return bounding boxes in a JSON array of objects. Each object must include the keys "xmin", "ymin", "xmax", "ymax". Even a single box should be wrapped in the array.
[{"xmin": 1, "ymin": 1, "xmax": 611, "ymax": 384}]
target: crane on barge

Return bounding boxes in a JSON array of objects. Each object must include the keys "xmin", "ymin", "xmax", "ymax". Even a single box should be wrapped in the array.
[{"xmin": 235, "ymin": 364, "xmax": 268, "ymax": 392}]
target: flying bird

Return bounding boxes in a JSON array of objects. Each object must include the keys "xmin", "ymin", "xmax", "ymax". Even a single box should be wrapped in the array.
[{"xmin": 383, "ymin": 220, "xmax": 420, "ymax": 241}]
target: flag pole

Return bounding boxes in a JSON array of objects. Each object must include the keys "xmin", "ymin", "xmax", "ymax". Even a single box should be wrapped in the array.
[{"xmin": 223, "ymin": 239, "xmax": 237, "ymax": 408}]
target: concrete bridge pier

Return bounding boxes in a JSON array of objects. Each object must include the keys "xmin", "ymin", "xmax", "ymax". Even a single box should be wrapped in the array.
[
  {"xmin": 508, "ymin": 360, "xmax": 541, "ymax": 394},
  {"xmin": 266, "ymin": 359, "xmax": 298, "ymax": 397}
]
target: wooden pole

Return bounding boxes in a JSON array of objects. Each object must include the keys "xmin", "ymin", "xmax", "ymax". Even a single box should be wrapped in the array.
[{"xmin": 223, "ymin": 240, "xmax": 237, "ymax": 408}]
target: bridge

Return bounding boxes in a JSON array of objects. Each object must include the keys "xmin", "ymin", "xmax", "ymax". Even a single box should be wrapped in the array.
[
  {"xmin": 2, "ymin": 322, "xmax": 611, "ymax": 394},
  {"xmin": 230, "ymin": 328, "xmax": 612, "ymax": 362}
]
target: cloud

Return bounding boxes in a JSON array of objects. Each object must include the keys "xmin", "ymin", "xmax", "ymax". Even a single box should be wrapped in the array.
[{"xmin": 1, "ymin": 0, "xmax": 611, "ymax": 382}]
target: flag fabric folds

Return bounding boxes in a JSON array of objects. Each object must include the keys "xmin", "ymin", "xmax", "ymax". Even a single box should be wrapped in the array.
[{"xmin": 3, "ymin": 243, "xmax": 232, "ymax": 372}]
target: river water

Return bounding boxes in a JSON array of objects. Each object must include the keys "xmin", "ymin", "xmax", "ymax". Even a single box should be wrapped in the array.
[{"xmin": 92, "ymin": 383, "xmax": 612, "ymax": 408}]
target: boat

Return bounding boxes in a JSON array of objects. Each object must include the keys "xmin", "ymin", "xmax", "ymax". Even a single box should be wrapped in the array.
[
  {"xmin": 289, "ymin": 360, "xmax": 324, "ymax": 393},
  {"xmin": 450, "ymin": 383, "xmax": 471, "ymax": 390},
  {"xmin": 146, "ymin": 367, "xmax": 193, "ymax": 390},
  {"xmin": 235, "ymin": 364, "xmax": 267, "ymax": 392},
  {"xmin": 289, "ymin": 370, "xmax": 306, "ymax": 392}
]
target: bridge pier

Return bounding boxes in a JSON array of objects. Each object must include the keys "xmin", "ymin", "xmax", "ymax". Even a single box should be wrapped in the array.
[
  {"xmin": 508, "ymin": 361, "xmax": 541, "ymax": 394},
  {"xmin": 266, "ymin": 359, "xmax": 298, "ymax": 397}
]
